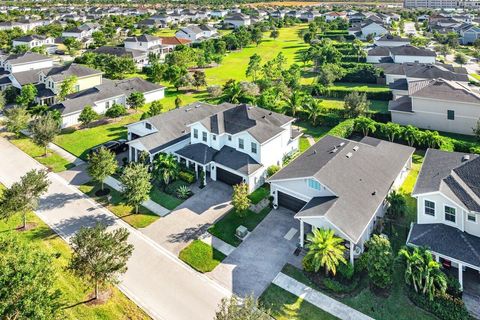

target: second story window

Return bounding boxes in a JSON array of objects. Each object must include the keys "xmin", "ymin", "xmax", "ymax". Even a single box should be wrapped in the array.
[
  {"xmin": 202, "ymin": 131, "xmax": 207, "ymax": 142},
  {"xmin": 445, "ymin": 205, "xmax": 456, "ymax": 223},
  {"xmin": 145, "ymin": 122, "xmax": 152, "ymax": 130},
  {"xmin": 212, "ymin": 134, "xmax": 217, "ymax": 141},
  {"xmin": 251, "ymin": 142, "xmax": 257, "ymax": 154},
  {"xmin": 447, "ymin": 110, "xmax": 455, "ymax": 120},
  {"xmin": 468, "ymin": 213, "xmax": 477, "ymax": 223},
  {"xmin": 238, "ymin": 138, "xmax": 244, "ymax": 149},
  {"xmin": 307, "ymin": 179, "xmax": 321, "ymax": 190},
  {"xmin": 193, "ymin": 129, "xmax": 198, "ymax": 139},
  {"xmin": 424, "ymin": 200, "xmax": 435, "ymax": 216},
  {"xmin": 228, "ymin": 135, "xmax": 232, "ymax": 141}
]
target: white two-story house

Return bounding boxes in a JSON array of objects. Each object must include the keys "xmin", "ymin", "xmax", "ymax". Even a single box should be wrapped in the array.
[
  {"xmin": 126, "ymin": 102, "xmax": 302, "ymax": 192},
  {"xmin": 12, "ymin": 35, "xmax": 55, "ymax": 50},
  {"xmin": 408, "ymin": 149, "xmax": 480, "ymax": 289},
  {"xmin": 268, "ymin": 135, "xmax": 414, "ymax": 265},
  {"xmin": 175, "ymin": 25, "xmax": 219, "ymax": 43}
]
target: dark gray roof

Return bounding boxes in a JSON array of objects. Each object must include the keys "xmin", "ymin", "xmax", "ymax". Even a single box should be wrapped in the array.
[
  {"xmin": 11, "ymin": 68, "xmax": 45, "ymax": 86},
  {"xmin": 390, "ymin": 45, "xmax": 436, "ymax": 57},
  {"xmin": 296, "ymin": 197, "xmax": 337, "ymax": 218},
  {"xmin": 124, "ymin": 34, "xmax": 160, "ymax": 43},
  {"xmin": 389, "ymin": 78, "xmax": 408, "ymax": 90},
  {"xmin": 175, "ymin": 143, "xmax": 216, "ymax": 165},
  {"xmin": 413, "ymin": 149, "xmax": 480, "ymax": 211},
  {"xmin": 93, "ymin": 46, "xmax": 147, "ymax": 59},
  {"xmin": 377, "ymin": 34, "xmax": 410, "ymax": 42},
  {"xmin": 380, "ymin": 63, "xmax": 469, "ymax": 81},
  {"xmin": 368, "ymin": 46, "xmax": 391, "ymax": 57},
  {"xmin": 35, "ymin": 83, "xmax": 54, "ymax": 98},
  {"xmin": 269, "ymin": 135, "xmax": 414, "ymax": 243},
  {"xmin": 43, "ymin": 63, "xmax": 102, "ymax": 82},
  {"xmin": 407, "ymin": 223, "xmax": 480, "ymax": 268},
  {"xmin": 4, "ymin": 52, "xmax": 51, "ymax": 65},
  {"xmin": 388, "ymin": 95, "xmax": 412, "ymax": 113},
  {"xmin": 13, "ymin": 34, "xmax": 49, "ymax": 42},
  {"xmin": 409, "ymin": 78, "xmax": 480, "ymax": 103}
]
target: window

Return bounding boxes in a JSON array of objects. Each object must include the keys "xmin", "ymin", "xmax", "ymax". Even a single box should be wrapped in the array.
[
  {"xmin": 106, "ymin": 101, "xmax": 110, "ymax": 108},
  {"xmin": 202, "ymin": 131, "xmax": 207, "ymax": 142},
  {"xmin": 212, "ymin": 134, "xmax": 216, "ymax": 141},
  {"xmin": 228, "ymin": 135, "xmax": 232, "ymax": 141},
  {"xmin": 447, "ymin": 110, "xmax": 455, "ymax": 120},
  {"xmin": 75, "ymin": 84, "xmax": 80, "ymax": 92},
  {"xmin": 307, "ymin": 179, "xmax": 321, "ymax": 190},
  {"xmin": 424, "ymin": 200, "xmax": 435, "ymax": 216},
  {"xmin": 145, "ymin": 122, "xmax": 152, "ymax": 130},
  {"xmin": 445, "ymin": 206, "xmax": 456, "ymax": 223},
  {"xmin": 193, "ymin": 129, "xmax": 198, "ymax": 139},
  {"xmin": 251, "ymin": 142, "xmax": 257, "ymax": 154},
  {"xmin": 239, "ymin": 138, "xmax": 244, "ymax": 149},
  {"xmin": 468, "ymin": 213, "xmax": 477, "ymax": 222}
]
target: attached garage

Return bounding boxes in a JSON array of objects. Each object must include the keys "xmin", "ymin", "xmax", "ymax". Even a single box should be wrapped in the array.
[
  {"xmin": 216, "ymin": 167, "xmax": 243, "ymax": 186},
  {"xmin": 278, "ymin": 191, "xmax": 307, "ymax": 212}
]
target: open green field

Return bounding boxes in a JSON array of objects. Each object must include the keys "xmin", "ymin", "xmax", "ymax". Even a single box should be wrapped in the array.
[
  {"xmin": 0, "ymin": 200, "xmax": 148, "ymax": 319},
  {"xmin": 319, "ymin": 97, "xmax": 389, "ymax": 114},
  {"xmin": 204, "ymin": 24, "xmax": 308, "ymax": 85}
]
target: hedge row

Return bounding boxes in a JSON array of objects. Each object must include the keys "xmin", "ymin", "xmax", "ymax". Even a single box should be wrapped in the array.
[
  {"xmin": 406, "ymin": 288, "xmax": 470, "ymax": 320},
  {"xmin": 339, "ymin": 64, "xmax": 382, "ymax": 84},
  {"xmin": 341, "ymin": 55, "xmax": 367, "ymax": 63},
  {"xmin": 318, "ymin": 34, "xmax": 355, "ymax": 41},
  {"xmin": 313, "ymin": 85, "xmax": 392, "ymax": 101},
  {"xmin": 323, "ymin": 30, "xmax": 349, "ymax": 35}
]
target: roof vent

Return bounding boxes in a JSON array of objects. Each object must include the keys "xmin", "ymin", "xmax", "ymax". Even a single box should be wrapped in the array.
[
  {"xmin": 195, "ymin": 104, "xmax": 200, "ymax": 108},
  {"xmin": 331, "ymin": 146, "xmax": 338, "ymax": 153},
  {"xmin": 185, "ymin": 108, "xmax": 192, "ymax": 112},
  {"xmin": 372, "ymin": 190, "xmax": 377, "ymax": 195},
  {"xmin": 462, "ymin": 155, "xmax": 470, "ymax": 162},
  {"xmin": 346, "ymin": 152, "xmax": 353, "ymax": 158},
  {"xmin": 313, "ymin": 149, "xmax": 317, "ymax": 154},
  {"xmin": 339, "ymin": 142, "xmax": 345, "ymax": 147},
  {"xmin": 353, "ymin": 145, "xmax": 359, "ymax": 151}
]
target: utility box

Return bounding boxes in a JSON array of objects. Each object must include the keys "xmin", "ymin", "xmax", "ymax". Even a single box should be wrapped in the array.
[{"xmin": 236, "ymin": 225, "xmax": 248, "ymax": 239}]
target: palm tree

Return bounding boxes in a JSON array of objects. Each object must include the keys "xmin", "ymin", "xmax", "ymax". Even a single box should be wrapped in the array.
[
  {"xmin": 222, "ymin": 79, "xmax": 243, "ymax": 104},
  {"xmin": 282, "ymin": 90, "xmax": 303, "ymax": 117},
  {"xmin": 386, "ymin": 190, "xmax": 406, "ymax": 219},
  {"xmin": 354, "ymin": 116, "xmax": 376, "ymax": 136},
  {"xmin": 402, "ymin": 125, "xmax": 419, "ymax": 147},
  {"xmin": 152, "ymin": 153, "xmax": 179, "ymax": 185},
  {"xmin": 303, "ymin": 97, "xmax": 323, "ymax": 126},
  {"xmin": 304, "ymin": 228, "xmax": 347, "ymax": 276}
]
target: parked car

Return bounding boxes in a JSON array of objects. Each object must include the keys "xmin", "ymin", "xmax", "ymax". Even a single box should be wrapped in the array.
[
  {"xmin": 55, "ymin": 49, "xmax": 65, "ymax": 55},
  {"xmin": 89, "ymin": 139, "xmax": 128, "ymax": 155}
]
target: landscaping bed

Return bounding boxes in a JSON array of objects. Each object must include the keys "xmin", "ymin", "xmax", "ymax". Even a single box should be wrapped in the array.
[
  {"xmin": 178, "ymin": 240, "xmax": 226, "ymax": 273},
  {"xmin": 208, "ymin": 207, "xmax": 272, "ymax": 247},
  {"xmin": 79, "ymin": 182, "xmax": 159, "ymax": 229},
  {"xmin": 247, "ymin": 184, "xmax": 270, "ymax": 205},
  {"xmin": 149, "ymin": 180, "xmax": 192, "ymax": 210}
]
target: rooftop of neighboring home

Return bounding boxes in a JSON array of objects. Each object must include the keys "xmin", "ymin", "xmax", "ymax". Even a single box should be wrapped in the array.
[
  {"xmin": 124, "ymin": 34, "xmax": 161, "ymax": 43},
  {"xmin": 93, "ymin": 46, "xmax": 147, "ymax": 58},
  {"xmin": 268, "ymin": 135, "xmax": 414, "ymax": 244},
  {"xmin": 1, "ymin": 52, "xmax": 52, "ymax": 65},
  {"xmin": 375, "ymin": 34, "xmax": 410, "ymax": 43},
  {"xmin": 379, "ymin": 62, "xmax": 468, "ymax": 81},
  {"xmin": 13, "ymin": 34, "xmax": 51, "ymax": 42},
  {"xmin": 369, "ymin": 45, "xmax": 436, "ymax": 57},
  {"xmin": 413, "ymin": 148, "xmax": 480, "ymax": 212},
  {"xmin": 10, "ymin": 63, "xmax": 101, "ymax": 86},
  {"xmin": 158, "ymin": 36, "xmax": 191, "ymax": 46},
  {"xmin": 225, "ymin": 13, "xmax": 250, "ymax": 20}
]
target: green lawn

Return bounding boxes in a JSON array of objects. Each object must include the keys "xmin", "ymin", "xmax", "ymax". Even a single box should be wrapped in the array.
[
  {"xmin": 319, "ymin": 97, "xmax": 389, "ymax": 114},
  {"xmin": 470, "ymin": 73, "xmax": 480, "ymax": 81},
  {"xmin": 204, "ymin": 24, "xmax": 309, "ymax": 85},
  {"xmin": 299, "ymin": 137, "xmax": 312, "ymax": 152},
  {"xmin": 0, "ymin": 211, "xmax": 148, "ymax": 319},
  {"xmin": 294, "ymin": 121, "xmax": 331, "ymax": 142},
  {"xmin": 178, "ymin": 240, "xmax": 226, "ymax": 273},
  {"xmin": 260, "ymin": 284, "xmax": 339, "ymax": 320},
  {"xmin": 78, "ymin": 182, "xmax": 160, "ymax": 228},
  {"xmin": 149, "ymin": 187, "xmax": 184, "ymax": 210},
  {"xmin": 3, "ymin": 133, "xmax": 74, "ymax": 172},
  {"xmin": 247, "ymin": 185, "xmax": 270, "ymax": 204},
  {"xmin": 208, "ymin": 207, "xmax": 272, "ymax": 247}
]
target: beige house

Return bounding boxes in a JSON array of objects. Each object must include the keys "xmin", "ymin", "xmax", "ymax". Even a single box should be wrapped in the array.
[{"xmin": 389, "ymin": 79, "xmax": 480, "ymax": 136}]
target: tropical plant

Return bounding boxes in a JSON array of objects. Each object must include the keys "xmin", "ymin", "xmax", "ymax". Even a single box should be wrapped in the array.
[
  {"xmin": 399, "ymin": 247, "xmax": 447, "ymax": 301},
  {"xmin": 232, "ymin": 183, "xmax": 250, "ymax": 216},
  {"xmin": 87, "ymin": 147, "xmax": 118, "ymax": 191},
  {"xmin": 403, "ymin": 125, "xmax": 419, "ymax": 146},
  {"xmin": 222, "ymin": 79, "xmax": 243, "ymax": 103},
  {"xmin": 386, "ymin": 190, "xmax": 406, "ymax": 219},
  {"xmin": 282, "ymin": 90, "xmax": 303, "ymax": 117},
  {"xmin": 176, "ymin": 185, "xmax": 191, "ymax": 199},
  {"xmin": 355, "ymin": 116, "xmax": 376, "ymax": 136},
  {"xmin": 382, "ymin": 122, "xmax": 403, "ymax": 142},
  {"xmin": 421, "ymin": 130, "xmax": 442, "ymax": 149},
  {"xmin": 303, "ymin": 97, "xmax": 323, "ymax": 125},
  {"xmin": 152, "ymin": 153, "xmax": 180, "ymax": 185},
  {"xmin": 215, "ymin": 295, "xmax": 270, "ymax": 320},
  {"xmin": 303, "ymin": 228, "xmax": 346, "ymax": 276},
  {"xmin": 344, "ymin": 92, "xmax": 370, "ymax": 118},
  {"xmin": 266, "ymin": 165, "xmax": 280, "ymax": 177}
]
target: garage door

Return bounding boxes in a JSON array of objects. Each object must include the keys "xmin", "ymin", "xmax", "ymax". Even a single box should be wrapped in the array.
[
  {"xmin": 216, "ymin": 167, "xmax": 243, "ymax": 186},
  {"xmin": 278, "ymin": 191, "xmax": 307, "ymax": 212}
]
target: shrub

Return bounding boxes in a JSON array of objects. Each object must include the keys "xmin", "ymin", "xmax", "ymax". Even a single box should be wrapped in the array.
[
  {"xmin": 446, "ymin": 275, "xmax": 463, "ymax": 299},
  {"xmin": 313, "ymin": 85, "xmax": 392, "ymax": 101},
  {"xmin": 105, "ymin": 103, "xmax": 127, "ymax": 118},
  {"xmin": 165, "ymin": 180, "xmax": 189, "ymax": 195},
  {"xmin": 176, "ymin": 185, "xmax": 191, "ymax": 199},
  {"xmin": 323, "ymin": 277, "xmax": 359, "ymax": 293},
  {"xmin": 319, "ymin": 113, "xmax": 342, "ymax": 126},
  {"xmin": 178, "ymin": 170, "xmax": 196, "ymax": 184},
  {"xmin": 302, "ymin": 256, "xmax": 315, "ymax": 272},
  {"xmin": 354, "ymin": 253, "xmax": 369, "ymax": 274},
  {"xmin": 407, "ymin": 288, "xmax": 469, "ymax": 320},
  {"xmin": 266, "ymin": 165, "xmax": 280, "ymax": 177},
  {"xmin": 328, "ymin": 119, "xmax": 355, "ymax": 138},
  {"xmin": 365, "ymin": 234, "xmax": 394, "ymax": 290},
  {"xmin": 337, "ymin": 262, "xmax": 354, "ymax": 281},
  {"xmin": 340, "ymin": 64, "xmax": 382, "ymax": 84}
]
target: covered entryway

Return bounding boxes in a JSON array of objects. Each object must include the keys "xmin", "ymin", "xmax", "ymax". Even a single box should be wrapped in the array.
[
  {"xmin": 216, "ymin": 167, "xmax": 243, "ymax": 186},
  {"xmin": 278, "ymin": 191, "xmax": 307, "ymax": 212}
]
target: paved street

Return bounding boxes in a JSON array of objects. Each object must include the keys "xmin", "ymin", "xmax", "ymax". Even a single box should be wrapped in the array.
[{"xmin": 0, "ymin": 137, "xmax": 229, "ymax": 320}]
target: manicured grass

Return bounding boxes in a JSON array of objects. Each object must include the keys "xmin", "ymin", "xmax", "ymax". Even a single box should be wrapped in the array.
[
  {"xmin": 294, "ymin": 121, "xmax": 331, "ymax": 142},
  {"xmin": 79, "ymin": 182, "xmax": 159, "ymax": 228},
  {"xmin": 319, "ymin": 97, "xmax": 389, "ymax": 114},
  {"xmin": 204, "ymin": 24, "xmax": 309, "ymax": 85},
  {"xmin": 149, "ymin": 187, "xmax": 184, "ymax": 210},
  {"xmin": 331, "ymin": 82, "xmax": 390, "ymax": 92},
  {"xmin": 439, "ymin": 130, "xmax": 480, "ymax": 145},
  {"xmin": 0, "ymin": 212, "xmax": 149, "ymax": 319},
  {"xmin": 208, "ymin": 207, "xmax": 272, "ymax": 247},
  {"xmin": 178, "ymin": 240, "xmax": 226, "ymax": 273},
  {"xmin": 3, "ymin": 133, "xmax": 74, "ymax": 172},
  {"xmin": 299, "ymin": 137, "xmax": 311, "ymax": 152},
  {"xmin": 260, "ymin": 284, "xmax": 339, "ymax": 320},
  {"xmin": 247, "ymin": 185, "xmax": 270, "ymax": 204},
  {"xmin": 470, "ymin": 73, "xmax": 480, "ymax": 81}
]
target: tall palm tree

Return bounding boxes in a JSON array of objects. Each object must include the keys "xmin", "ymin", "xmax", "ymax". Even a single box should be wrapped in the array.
[
  {"xmin": 152, "ymin": 153, "xmax": 179, "ymax": 186},
  {"xmin": 222, "ymin": 80, "xmax": 243, "ymax": 104},
  {"xmin": 282, "ymin": 90, "xmax": 303, "ymax": 117},
  {"xmin": 304, "ymin": 228, "xmax": 347, "ymax": 276},
  {"xmin": 303, "ymin": 97, "xmax": 323, "ymax": 126}
]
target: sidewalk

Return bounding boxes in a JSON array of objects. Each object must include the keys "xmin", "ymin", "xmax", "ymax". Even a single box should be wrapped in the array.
[
  {"xmin": 199, "ymin": 232, "xmax": 236, "ymax": 256},
  {"xmin": 103, "ymin": 176, "xmax": 170, "ymax": 217},
  {"xmin": 48, "ymin": 143, "xmax": 85, "ymax": 166},
  {"xmin": 273, "ymin": 272, "xmax": 374, "ymax": 320}
]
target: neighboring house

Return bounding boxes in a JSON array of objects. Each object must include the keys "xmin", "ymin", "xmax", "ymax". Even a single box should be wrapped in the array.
[
  {"xmin": 349, "ymin": 20, "xmax": 388, "ymax": 40},
  {"xmin": 300, "ymin": 10, "xmax": 321, "ymax": 22},
  {"xmin": 93, "ymin": 46, "xmax": 149, "ymax": 68},
  {"xmin": 268, "ymin": 135, "xmax": 414, "ymax": 264},
  {"xmin": 407, "ymin": 148, "xmax": 480, "ymax": 289},
  {"xmin": 52, "ymin": 77, "xmax": 165, "ymax": 128},
  {"xmin": 136, "ymin": 18, "xmax": 165, "ymax": 29},
  {"xmin": 211, "ymin": 9, "xmax": 229, "ymax": 18},
  {"xmin": 224, "ymin": 13, "xmax": 251, "ymax": 28},
  {"xmin": 367, "ymin": 45, "xmax": 436, "ymax": 64},
  {"xmin": 459, "ymin": 24, "xmax": 480, "ymax": 44},
  {"xmin": 124, "ymin": 34, "xmax": 163, "ymax": 55},
  {"xmin": 126, "ymin": 102, "xmax": 302, "ymax": 192},
  {"xmin": 12, "ymin": 34, "xmax": 55, "ymax": 52},
  {"xmin": 389, "ymin": 78, "xmax": 480, "ymax": 135},
  {"xmin": 0, "ymin": 52, "xmax": 53, "ymax": 73},
  {"xmin": 374, "ymin": 34, "xmax": 411, "ymax": 47},
  {"xmin": 324, "ymin": 11, "xmax": 348, "ymax": 22},
  {"xmin": 175, "ymin": 25, "xmax": 219, "ymax": 43}
]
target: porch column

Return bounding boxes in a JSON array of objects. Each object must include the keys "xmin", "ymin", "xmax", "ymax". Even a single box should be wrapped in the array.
[
  {"xmin": 300, "ymin": 220, "xmax": 304, "ymax": 247},
  {"xmin": 195, "ymin": 163, "xmax": 198, "ymax": 180},
  {"xmin": 435, "ymin": 255, "xmax": 440, "ymax": 263},
  {"xmin": 203, "ymin": 166, "xmax": 207, "ymax": 185},
  {"xmin": 186, "ymin": 159, "xmax": 190, "ymax": 169},
  {"xmin": 458, "ymin": 263, "xmax": 463, "ymax": 290},
  {"xmin": 176, "ymin": 155, "xmax": 180, "ymax": 162},
  {"xmin": 349, "ymin": 241, "xmax": 355, "ymax": 266}
]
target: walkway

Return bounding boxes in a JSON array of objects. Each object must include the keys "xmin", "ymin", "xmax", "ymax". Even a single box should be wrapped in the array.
[
  {"xmin": 103, "ymin": 176, "xmax": 170, "ymax": 217},
  {"xmin": 273, "ymin": 273, "xmax": 374, "ymax": 320},
  {"xmin": 48, "ymin": 142, "xmax": 85, "ymax": 166},
  {"xmin": 0, "ymin": 137, "xmax": 230, "ymax": 320},
  {"xmin": 200, "ymin": 232, "xmax": 236, "ymax": 256}
]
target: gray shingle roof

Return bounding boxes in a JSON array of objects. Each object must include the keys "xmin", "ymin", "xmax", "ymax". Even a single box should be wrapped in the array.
[
  {"xmin": 269, "ymin": 135, "xmax": 414, "ymax": 243},
  {"xmin": 388, "ymin": 95, "xmax": 413, "ymax": 113},
  {"xmin": 409, "ymin": 78, "xmax": 480, "ymax": 103},
  {"xmin": 390, "ymin": 45, "xmax": 436, "ymax": 57},
  {"xmin": 413, "ymin": 148, "xmax": 480, "ymax": 211},
  {"xmin": 4, "ymin": 52, "xmax": 51, "ymax": 65},
  {"xmin": 93, "ymin": 46, "xmax": 147, "ymax": 59},
  {"xmin": 407, "ymin": 223, "xmax": 480, "ymax": 268},
  {"xmin": 43, "ymin": 63, "xmax": 102, "ymax": 82}
]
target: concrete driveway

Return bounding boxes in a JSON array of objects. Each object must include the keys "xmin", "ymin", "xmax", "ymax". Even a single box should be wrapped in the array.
[
  {"xmin": 57, "ymin": 163, "xmax": 91, "ymax": 186},
  {"xmin": 141, "ymin": 181, "xmax": 233, "ymax": 255},
  {"xmin": 209, "ymin": 207, "xmax": 302, "ymax": 297}
]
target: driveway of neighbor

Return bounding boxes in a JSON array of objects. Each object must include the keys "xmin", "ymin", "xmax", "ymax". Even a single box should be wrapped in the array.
[
  {"xmin": 209, "ymin": 207, "xmax": 302, "ymax": 297},
  {"xmin": 0, "ymin": 137, "xmax": 230, "ymax": 320},
  {"xmin": 141, "ymin": 181, "xmax": 233, "ymax": 255}
]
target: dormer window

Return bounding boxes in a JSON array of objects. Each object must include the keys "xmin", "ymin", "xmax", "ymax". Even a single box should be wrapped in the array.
[
  {"xmin": 202, "ymin": 131, "xmax": 207, "ymax": 142},
  {"xmin": 238, "ymin": 138, "xmax": 244, "ymax": 149},
  {"xmin": 145, "ymin": 122, "xmax": 152, "ymax": 130},
  {"xmin": 193, "ymin": 128, "xmax": 198, "ymax": 139},
  {"xmin": 251, "ymin": 142, "xmax": 257, "ymax": 154}
]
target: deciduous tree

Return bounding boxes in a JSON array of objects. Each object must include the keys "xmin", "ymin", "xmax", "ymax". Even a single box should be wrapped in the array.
[
  {"xmin": 58, "ymin": 75, "xmax": 78, "ymax": 101},
  {"xmin": 127, "ymin": 91, "xmax": 145, "ymax": 110},
  {"xmin": 87, "ymin": 147, "xmax": 118, "ymax": 191},
  {"xmin": 3, "ymin": 106, "xmax": 29, "ymax": 136},
  {"xmin": 232, "ymin": 183, "xmax": 250, "ymax": 216},
  {"xmin": 30, "ymin": 113, "xmax": 61, "ymax": 157},
  {"xmin": 120, "ymin": 162, "xmax": 151, "ymax": 214},
  {"xmin": 344, "ymin": 92, "xmax": 370, "ymax": 118},
  {"xmin": 78, "ymin": 105, "xmax": 98, "ymax": 126}
]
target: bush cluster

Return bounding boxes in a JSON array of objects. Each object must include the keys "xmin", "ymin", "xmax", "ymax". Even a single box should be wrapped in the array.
[
  {"xmin": 312, "ymin": 85, "xmax": 392, "ymax": 101},
  {"xmin": 407, "ymin": 288, "xmax": 470, "ymax": 320},
  {"xmin": 178, "ymin": 170, "xmax": 196, "ymax": 184}
]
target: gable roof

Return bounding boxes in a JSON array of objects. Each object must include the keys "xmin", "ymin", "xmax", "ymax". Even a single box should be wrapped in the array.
[
  {"xmin": 390, "ymin": 45, "xmax": 436, "ymax": 57},
  {"xmin": 159, "ymin": 36, "xmax": 191, "ymax": 46},
  {"xmin": 269, "ymin": 135, "xmax": 414, "ymax": 243},
  {"xmin": 93, "ymin": 46, "xmax": 147, "ymax": 59},
  {"xmin": 409, "ymin": 78, "xmax": 480, "ymax": 103},
  {"xmin": 3, "ymin": 52, "xmax": 51, "ymax": 65},
  {"xmin": 124, "ymin": 34, "xmax": 160, "ymax": 43},
  {"xmin": 42, "ymin": 63, "xmax": 102, "ymax": 82},
  {"xmin": 413, "ymin": 148, "xmax": 480, "ymax": 212}
]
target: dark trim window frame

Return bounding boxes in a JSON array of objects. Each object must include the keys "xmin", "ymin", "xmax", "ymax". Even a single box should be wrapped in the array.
[
  {"xmin": 468, "ymin": 213, "xmax": 477, "ymax": 223},
  {"xmin": 145, "ymin": 122, "xmax": 152, "ymax": 130},
  {"xmin": 202, "ymin": 131, "xmax": 207, "ymax": 142},
  {"xmin": 251, "ymin": 142, "xmax": 257, "ymax": 154},
  {"xmin": 445, "ymin": 205, "xmax": 456, "ymax": 223},
  {"xmin": 447, "ymin": 110, "xmax": 455, "ymax": 120},
  {"xmin": 193, "ymin": 128, "xmax": 198, "ymax": 139},
  {"xmin": 239, "ymin": 138, "xmax": 244, "ymax": 149},
  {"xmin": 424, "ymin": 200, "xmax": 435, "ymax": 216}
]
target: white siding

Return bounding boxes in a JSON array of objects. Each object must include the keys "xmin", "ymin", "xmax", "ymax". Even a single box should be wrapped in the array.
[{"xmin": 393, "ymin": 55, "xmax": 436, "ymax": 64}]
